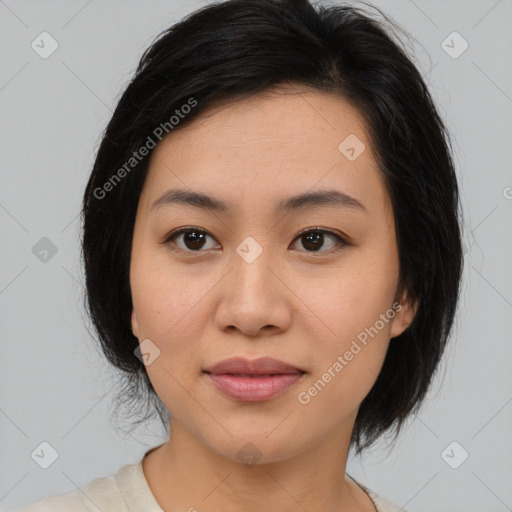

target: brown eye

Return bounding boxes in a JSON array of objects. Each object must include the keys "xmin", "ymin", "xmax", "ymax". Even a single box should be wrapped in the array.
[
  {"xmin": 290, "ymin": 229, "xmax": 346, "ymax": 253},
  {"xmin": 164, "ymin": 227, "xmax": 220, "ymax": 252},
  {"xmin": 162, "ymin": 226, "xmax": 347, "ymax": 254}
]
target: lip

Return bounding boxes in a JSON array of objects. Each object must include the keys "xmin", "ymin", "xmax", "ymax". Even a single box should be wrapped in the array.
[
  {"xmin": 203, "ymin": 357, "xmax": 306, "ymax": 402},
  {"xmin": 203, "ymin": 356, "xmax": 304, "ymax": 375}
]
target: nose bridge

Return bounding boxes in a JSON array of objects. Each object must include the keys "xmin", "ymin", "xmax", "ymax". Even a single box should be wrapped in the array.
[
  {"xmin": 214, "ymin": 234, "xmax": 290, "ymax": 335},
  {"xmin": 230, "ymin": 234, "xmax": 277, "ymax": 303}
]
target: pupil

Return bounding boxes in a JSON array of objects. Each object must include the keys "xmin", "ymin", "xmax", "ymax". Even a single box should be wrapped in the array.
[
  {"xmin": 303, "ymin": 231, "xmax": 322, "ymax": 251},
  {"xmin": 185, "ymin": 231, "xmax": 205, "ymax": 250}
]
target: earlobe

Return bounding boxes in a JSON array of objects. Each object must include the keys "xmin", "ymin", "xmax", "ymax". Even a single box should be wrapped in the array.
[
  {"xmin": 390, "ymin": 292, "xmax": 418, "ymax": 339},
  {"xmin": 131, "ymin": 309, "xmax": 139, "ymax": 337}
]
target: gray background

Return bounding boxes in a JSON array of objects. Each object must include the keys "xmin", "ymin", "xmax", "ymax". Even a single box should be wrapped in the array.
[{"xmin": 1, "ymin": 0, "xmax": 511, "ymax": 511}]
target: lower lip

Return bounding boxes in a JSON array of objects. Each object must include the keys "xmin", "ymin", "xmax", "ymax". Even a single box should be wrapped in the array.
[{"xmin": 205, "ymin": 373, "xmax": 305, "ymax": 402}]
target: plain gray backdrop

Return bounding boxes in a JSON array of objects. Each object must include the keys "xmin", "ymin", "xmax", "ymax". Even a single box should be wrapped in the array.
[{"xmin": 1, "ymin": 0, "xmax": 511, "ymax": 511}]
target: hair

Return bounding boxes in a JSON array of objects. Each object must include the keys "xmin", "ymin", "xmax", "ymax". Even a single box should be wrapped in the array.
[{"xmin": 80, "ymin": 0, "xmax": 464, "ymax": 453}]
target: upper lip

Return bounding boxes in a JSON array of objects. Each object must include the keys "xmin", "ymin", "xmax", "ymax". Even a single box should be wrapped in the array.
[{"xmin": 203, "ymin": 357, "xmax": 304, "ymax": 375}]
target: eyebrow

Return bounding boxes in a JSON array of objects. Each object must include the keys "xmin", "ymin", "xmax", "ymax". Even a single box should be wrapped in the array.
[{"xmin": 150, "ymin": 187, "xmax": 366, "ymax": 215}]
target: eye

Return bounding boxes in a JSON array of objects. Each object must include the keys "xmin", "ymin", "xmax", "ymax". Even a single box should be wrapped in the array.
[
  {"xmin": 162, "ymin": 226, "xmax": 347, "ymax": 254},
  {"xmin": 162, "ymin": 227, "xmax": 220, "ymax": 252},
  {"xmin": 289, "ymin": 228, "xmax": 347, "ymax": 253}
]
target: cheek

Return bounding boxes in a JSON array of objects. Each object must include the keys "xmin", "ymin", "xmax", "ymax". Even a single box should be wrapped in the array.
[
  {"xmin": 295, "ymin": 352, "xmax": 382, "ymax": 433},
  {"xmin": 130, "ymin": 247, "xmax": 213, "ymax": 342},
  {"xmin": 130, "ymin": 255, "xmax": 211, "ymax": 416},
  {"xmin": 295, "ymin": 249, "xmax": 398, "ymax": 341},
  {"xmin": 295, "ymin": 289, "xmax": 393, "ymax": 423},
  {"xmin": 293, "ymin": 253, "xmax": 397, "ymax": 406}
]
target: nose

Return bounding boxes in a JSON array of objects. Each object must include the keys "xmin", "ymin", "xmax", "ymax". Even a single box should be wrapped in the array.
[{"xmin": 213, "ymin": 243, "xmax": 292, "ymax": 338}]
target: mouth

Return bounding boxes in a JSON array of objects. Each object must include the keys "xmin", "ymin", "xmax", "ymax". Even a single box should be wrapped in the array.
[
  {"xmin": 203, "ymin": 357, "xmax": 306, "ymax": 402},
  {"xmin": 204, "ymin": 372, "xmax": 306, "ymax": 402},
  {"xmin": 203, "ymin": 356, "xmax": 305, "ymax": 375},
  {"xmin": 207, "ymin": 373, "xmax": 302, "ymax": 377}
]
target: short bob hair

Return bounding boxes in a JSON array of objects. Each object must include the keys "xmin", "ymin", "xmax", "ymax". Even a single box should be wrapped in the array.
[{"xmin": 80, "ymin": 0, "xmax": 464, "ymax": 453}]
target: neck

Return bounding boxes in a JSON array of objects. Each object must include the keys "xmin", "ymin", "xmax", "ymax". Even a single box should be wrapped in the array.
[{"xmin": 142, "ymin": 418, "xmax": 376, "ymax": 512}]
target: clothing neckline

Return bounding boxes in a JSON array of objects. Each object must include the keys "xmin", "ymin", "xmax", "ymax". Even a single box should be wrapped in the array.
[
  {"xmin": 114, "ymin": 445, "xmax": 164, "ymax": 511},
  {"xmin": 346, "ymin": 473, "xmax": 380, "ymax": 512}
]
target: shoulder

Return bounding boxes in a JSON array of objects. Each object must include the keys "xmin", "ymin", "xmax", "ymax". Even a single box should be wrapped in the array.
[
  {"xmin": 15, "ymin": 458, "xmax": 164, "ymax": 512},
  {"xmin": 348, "ymin": 475, "xmax": 406, "ymax": 512},
  {"xmin": 14, "ymin": 473, "xmax": 126, "ymax": 512},
  {"xmin": 363, "ymin": 486, "xmax": 407, "ymax": 512}
]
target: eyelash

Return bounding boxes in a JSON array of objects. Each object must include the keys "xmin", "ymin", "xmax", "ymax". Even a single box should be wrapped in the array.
[{"xmin": 161, "ymin": 226, "xmax": 348, "ymax": 255}]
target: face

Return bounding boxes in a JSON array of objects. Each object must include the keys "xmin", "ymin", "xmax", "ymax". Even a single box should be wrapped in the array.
[{"xmin": 130, "ymin": 84, "xmax": 415, "ymax": 464}]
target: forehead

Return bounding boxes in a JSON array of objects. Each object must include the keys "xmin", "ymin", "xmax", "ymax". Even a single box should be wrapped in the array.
[{"xmin": 140, "ymin": 85, "xmax": 391, "ymax": 218}]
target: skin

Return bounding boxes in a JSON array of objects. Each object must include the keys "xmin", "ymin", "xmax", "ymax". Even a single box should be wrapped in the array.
[{"xmin": 130, "ymin": 83, "xmax": 417, "ymax": 512}]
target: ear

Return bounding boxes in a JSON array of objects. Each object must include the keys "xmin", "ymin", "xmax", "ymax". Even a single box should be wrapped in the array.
[
  {"xmin": 131, "ymin": 309, "xmax": 140, "ymax": 338},
  {"xmin": 389, "ymin": 290, "xmax": 418, "ymax": 339}
]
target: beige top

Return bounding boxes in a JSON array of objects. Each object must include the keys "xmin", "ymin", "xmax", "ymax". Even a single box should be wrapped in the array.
[{"xmin": 16, "ymin": 455, "xmax": 406, "ymax": 512}]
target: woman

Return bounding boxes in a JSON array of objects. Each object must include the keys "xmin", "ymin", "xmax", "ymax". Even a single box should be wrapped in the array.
[{"xmin": 17, "ymin": 0, "xmax": 464, "ymax": 510}]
